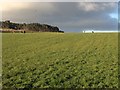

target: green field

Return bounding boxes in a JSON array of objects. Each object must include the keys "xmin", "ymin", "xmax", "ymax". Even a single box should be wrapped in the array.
[{"xmin": 2, "ymin": 33, "xmax": 118, "ymax": 88}]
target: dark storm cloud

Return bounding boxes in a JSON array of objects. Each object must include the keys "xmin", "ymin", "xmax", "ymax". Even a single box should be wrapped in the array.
[{"xmin": 2, "ymin": 2, "xmax": 118, "ymax": 32}]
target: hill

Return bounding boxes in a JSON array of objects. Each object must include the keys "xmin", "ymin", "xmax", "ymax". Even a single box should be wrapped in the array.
[{"xmin": 0, "ymin": 20, "xmax": 64, "ymax": 33}]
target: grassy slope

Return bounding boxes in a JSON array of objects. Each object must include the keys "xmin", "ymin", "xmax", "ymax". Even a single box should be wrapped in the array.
[{"xmin": 2, "ymin": 33, "xmax": 118, "ymax": 88}]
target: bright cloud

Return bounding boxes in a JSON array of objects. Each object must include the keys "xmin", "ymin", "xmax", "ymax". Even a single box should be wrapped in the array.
[
  {"xmin": 0, "ymin": 2, "xmax": 30, "ymax": 11},
  {"xmin": 78, "ymin": 3, "xmax": 98, "ymax": 11},
  {"xmin": 78, "ymin": 2, "xmax": 116, "ymax": 12},
  {"xmin": 109, "ymin": 13, "xmax": 118, "ymax": 19},
  {"xmin": 0, "ymin": 0, "xmax": 118, "ymax": 2}
]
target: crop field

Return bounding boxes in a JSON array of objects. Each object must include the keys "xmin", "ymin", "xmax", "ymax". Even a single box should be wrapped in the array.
[{"xmin": 2, "ymin": 33, "xmax": 118, "ymax": 88}]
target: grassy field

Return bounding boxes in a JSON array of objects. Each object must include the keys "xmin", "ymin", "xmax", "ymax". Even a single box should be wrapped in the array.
[{"xmin": 2, "ymin": 33, "xmax": 118, "ymax": 88}]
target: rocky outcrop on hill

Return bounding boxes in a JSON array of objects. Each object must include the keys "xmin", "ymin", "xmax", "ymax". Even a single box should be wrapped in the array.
[{"xmin": 0, "ymin": 20, "xmax": 64, "ymax": 33}]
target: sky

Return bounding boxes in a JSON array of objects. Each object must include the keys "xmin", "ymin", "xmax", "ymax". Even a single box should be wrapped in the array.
[{"xmin": 0, "ymin": 2, "xmax": 118, "ymax": 32}]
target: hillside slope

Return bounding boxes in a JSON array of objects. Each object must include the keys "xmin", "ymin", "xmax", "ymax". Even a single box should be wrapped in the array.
[{"xmin": 0, "ymin": 20, "xmax": 64, "ymax": 33}]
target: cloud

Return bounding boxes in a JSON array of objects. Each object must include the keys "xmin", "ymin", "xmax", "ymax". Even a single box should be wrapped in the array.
[
  {"xmin": 78, "ymin": 3, "xmax": 99, "ymax": 12},
  {"xmin": 2, "ymin": 2, "xmax": 118, "ymax": 32},
  {"xmin": 0, "ymin": 2, "xmax": 30, "ymax": 11},
  {"xmin": 27, "ymin": 3, "xmax": 56, "ymax": 13},
  {"xmin": 0, "ymin": 0, "xmax": 118, "ymax": 2},
  {"xmin": 0, "ymin": 2, "xmax": 55, "ymax": 12},
  {"xmin": 78, "ymin": 2, "xmax": 116, "ymax": 12},
  {"xmin": 2, "ymin": 2, "xmax": 56, "ymax": 22}
]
